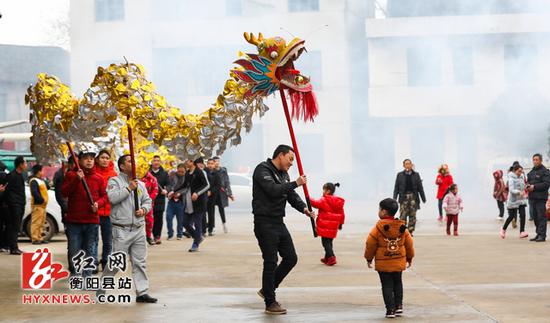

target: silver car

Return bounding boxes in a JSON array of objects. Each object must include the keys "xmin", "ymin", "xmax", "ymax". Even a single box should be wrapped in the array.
[
  {"xmin": 227, "ymin": 173, "xmax": 252, "ymax": 213},
  {"xmin": 22, "ymin": 185, "xmax": 63, "ymax": 241}
]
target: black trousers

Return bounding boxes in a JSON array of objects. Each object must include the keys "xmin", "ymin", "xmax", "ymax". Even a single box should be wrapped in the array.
[
  {"xmin": 530, "ymin": 199, "xmax": 547, "ymax": 239},
  {"xmin": 254, "ymin": 220, "xmax": 297, "ymax": 307},
  {"xmin": 497, "ymin": 200, "xmax": 505, "ymax": 218},
  {"xmin": 378, "ymin": 271, "xmax": 403, "ymax": 311},
  {"xmin": 0, "ymin": 204, "xmax": 8, "ymax": 248},
  {"xmin": 321, "ymin": 237, "xmax": 334, "ymax": 258},
  {"xmin": 7, "ymin": 204, "xmax": 24, "ymax": 251},
  {"xmin": 438, "ymin": 198, "xmax": 444, "ymax": 217},
  {"xmin": 152, "ymin": 206, "xmax": 165, "ymax": 239},
  {"xmin": 503, "ymin": 205, "xmax": 526, "ymax": 232},
  {"xmin": 206, "ymin": 202, "xmax": 226, "ymax": 233}
]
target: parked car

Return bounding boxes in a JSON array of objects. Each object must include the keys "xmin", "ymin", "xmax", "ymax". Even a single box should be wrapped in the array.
[
  {"xmin": 227, "ymin": 173, "xmax": 252, "ymax": 213},
  {"xmin": 22, "ymin": 185, "xmax": 63, "ymax": 241}
]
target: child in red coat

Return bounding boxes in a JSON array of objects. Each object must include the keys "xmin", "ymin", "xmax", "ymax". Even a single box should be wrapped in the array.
[{"xmin": 310, "ymin": 182, "xmax": 345, "ymax": 266}]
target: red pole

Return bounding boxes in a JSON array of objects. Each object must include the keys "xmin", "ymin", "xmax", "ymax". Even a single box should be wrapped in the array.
[
  {"xmin": 126, "ymin": 117, "xmax": 139, "ymax": 211},
  {"xmin": 66, "ymin": 142, "xmax": 95, "ymax": 206},
  {"xmin": 279, "ymin": 89, "xmax": 317, "ymax": 237}
]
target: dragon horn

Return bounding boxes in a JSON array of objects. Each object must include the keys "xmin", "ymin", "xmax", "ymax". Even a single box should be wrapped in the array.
[{"xmin": 244, "ymin": 32, "xmax": 261, "ymax": 47}]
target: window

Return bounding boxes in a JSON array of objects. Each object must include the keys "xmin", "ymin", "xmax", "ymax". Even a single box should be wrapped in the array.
[
  {"xmin": 504, "ymin": 45, "xmax": 537, "ymax": 84},
  {"xmin": 407, "ymin": 46, "xmax": 441, "ymax": 86},
  {"xmin": 297, "ymin": 50, "xmax": 322, "ymax": 90},
  {"xmin": 95, "ymin": 0, "xmax": 125, "ymax": 22},
  {"xmin": 387, "ymin": 0, "xmax": 550, "ymax": 17},
  {"xmin": 226, "ymin": 0, "xmax": 242, "ymax": 16},
  {"xmin": 288, "ymin": 0, "xmax": 319, "ymax": 12},
  {"xmin": 452, "ymin": 46, "xmax": 473, "ymax": 85}
]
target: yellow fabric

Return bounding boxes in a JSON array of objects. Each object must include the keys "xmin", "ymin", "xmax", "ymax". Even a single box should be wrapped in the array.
[
  {"xmin": 31, "ymin": 206, "xmax": 46, "ymax": 242},
  {"xmin": 29, "ymin": 178, "xmax": 48, "ymax": 207}
]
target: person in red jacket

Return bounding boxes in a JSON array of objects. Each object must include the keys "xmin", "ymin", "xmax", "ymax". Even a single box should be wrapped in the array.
[
  {"xmin": 435, "ymin": 164, "xmax": 454, "ymax": 222},
  {"xmin": 62, "ymin": 150, "xmax": 108, "ymax": 276},
  {"xmin": 310, "ymin": 182, "xmax": 345, "ymax": 266},
  {"xmin": 93, "ymin": 149, "xmax": 118, "ymax": 271},
  {"xmin": 141, "ymin": 170, "xmax": 159, "ymax": 245}
]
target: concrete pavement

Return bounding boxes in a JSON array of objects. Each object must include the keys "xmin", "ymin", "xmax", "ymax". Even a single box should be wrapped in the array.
[{"xmin": 1, "ymin": 206, "xmax": 549, "ymax": 322}]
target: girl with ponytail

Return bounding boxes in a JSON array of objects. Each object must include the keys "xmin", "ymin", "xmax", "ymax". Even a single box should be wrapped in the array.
[{"xmin": 310, "ymin": 182, "xmax": 346, "ymax": 266}]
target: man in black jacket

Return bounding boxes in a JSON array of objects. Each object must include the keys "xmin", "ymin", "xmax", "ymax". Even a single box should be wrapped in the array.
[
  {"xmin": 252, "ymin": 144, "xmax": 315, "ymax": 315},
  {"xmin": 0, "ymin": 161, "xmax": 8, "ymax": 251},
  {"xmin": 393, "ymin": 159, "xmax": 426, "ymax": 235},
  {"xmin": 5, "ymin": 156, "xmax": 27, "ymax": 255},
  {"xmin": 150, "ymin": 155, "xmax": 169, "ymax": 244},
  {"xmin": 527, "ymin": 153, "xmax": 550, "ymax": 242}
]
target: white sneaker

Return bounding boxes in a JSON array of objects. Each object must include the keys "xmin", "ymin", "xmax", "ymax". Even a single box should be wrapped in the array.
[
  {"xmin": 496, "ymin": 217, "xmax": 504, "ymax": 221},
  {"xmin": 223, "ymin": 223, "xmax": 228, "ymax": 234}
]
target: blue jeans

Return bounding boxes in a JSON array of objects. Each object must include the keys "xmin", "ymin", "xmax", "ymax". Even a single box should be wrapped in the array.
[
  {"xmin": 66, "ymin": 223, "xmax": 99, "ymax": 277},
  {"xmin": 183, "ymin": 212, "xmax": 204, "ymax": 246},
  {"xmin": 166, "ymin": 200, "xmax": 185, "ymax": 238},
  {"xmin": 99, "ymin": 216, "xmax": 112, "ymax": 266}
]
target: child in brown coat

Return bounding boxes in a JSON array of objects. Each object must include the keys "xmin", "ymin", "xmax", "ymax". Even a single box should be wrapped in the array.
[{"xmin": 364, "ymin": 198, "xmax": 415, "ymax": 319}]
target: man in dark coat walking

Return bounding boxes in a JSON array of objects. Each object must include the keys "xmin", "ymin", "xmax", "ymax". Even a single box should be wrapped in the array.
[
  {"xmin": 252, "ymin": 144, "xmax": 315, "ymax": 315},
  {"xmin": 5, "ymin": 156, "xmax": 27, "ymax": 255},
  {"xmin": 527, "ymin": 153, "xmax": 550, "ymax": 242},
  {"xmin": 150, "ymin": 155, "xmax": 169, "ymax": 244},
  {"xmin": 393, "ymin": 159, "xmax": 426, "ymax": 235}
]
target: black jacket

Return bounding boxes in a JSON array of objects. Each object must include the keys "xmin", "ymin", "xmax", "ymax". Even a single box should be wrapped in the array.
[
  {"xmin": 206, "ymin": 168, "xmax": 222, "ymax": 206},
  {"xmin": 185, "ymin": 168, "xmax": 210, "ymax": 214},
  {"xmin": 393, "ymin": 170, "xmax": 426, "ymax": 209},
  {"xmin": 252, "ymin": 159, "xmax": 306, "ymax": 221},
  {"xmin": 150, "ymin": 166, "xmax": 169, "ymax": 211},
  {"xmin": 527, "ymin": 164, "xmax": 550, "ymax": 201},
  {"xmin": 5, "ymin": 170, "xmax": 26, "ymax": 207},
  {"xmin": 53, "ymin": 168, "xmax": 68, "ymax": 215}
]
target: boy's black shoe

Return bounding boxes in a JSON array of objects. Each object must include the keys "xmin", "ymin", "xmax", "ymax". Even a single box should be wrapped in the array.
[
  {"xmin": 530, "ymin": 235, "xmax": 540, "ymax": 241},
  {"xmin": 136, "ymin": 294, "xmax": 158, "ymax": 303},
  {"xmin": 385, "ymin": 309, "xmax": 396, "ymax": 318},
  {"xmin": 183, "ymin": 232, "xmax": 191, "ymax": 238},
  {"xmin": 535, "ymin": 237, "xmax": 546, "ymax": 242},
  {"xmin": 146, "ymin": 237, "xmax": 155, "ymax": 246},
  {"xmin": 257, "ymin": 289, "xmax": 264, "ymax": 299},
  {"xmin": 395, "ymin": 305, "xmax": 403, "ymax": 316}
]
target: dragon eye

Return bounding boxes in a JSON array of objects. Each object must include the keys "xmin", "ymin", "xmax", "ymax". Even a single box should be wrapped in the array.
[{"xmin": 270, "ymin": 51, "xmax": 278, "ymax": 59}]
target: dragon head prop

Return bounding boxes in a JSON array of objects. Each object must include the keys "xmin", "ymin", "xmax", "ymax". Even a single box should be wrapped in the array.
[{"xmin": 233, "ymin": 32, "xmax": 318, "ymax": 121}]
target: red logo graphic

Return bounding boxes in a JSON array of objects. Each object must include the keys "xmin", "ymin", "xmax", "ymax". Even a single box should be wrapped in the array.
[{"xmin": 22, "ymin": 248, "xmax": 69, "ymax": 290}]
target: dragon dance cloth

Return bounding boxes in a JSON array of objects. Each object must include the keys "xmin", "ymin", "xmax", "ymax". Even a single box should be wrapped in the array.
[{"xmin": 26, "ymin": 32, "xmax": 318, "ymax": 173}]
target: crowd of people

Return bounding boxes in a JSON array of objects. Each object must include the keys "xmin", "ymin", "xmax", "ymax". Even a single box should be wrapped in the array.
[
  {"xmin": 1, "ymin": 144, "xmax": 549, "ymax": 318},
  {"xmin": 0, "ymin": 150, "xmax": 234, "ymax": 302}
]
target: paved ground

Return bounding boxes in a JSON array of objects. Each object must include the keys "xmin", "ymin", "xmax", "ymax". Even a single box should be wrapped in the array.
[{"xmin": 1, "ymin": 203, "xmax": 549, "ymax": 322}]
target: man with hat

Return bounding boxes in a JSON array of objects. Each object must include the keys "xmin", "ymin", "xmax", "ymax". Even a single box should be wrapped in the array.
[{"xmin": 62, "ymin": 148, "xmax": 108, "ymax": 276}]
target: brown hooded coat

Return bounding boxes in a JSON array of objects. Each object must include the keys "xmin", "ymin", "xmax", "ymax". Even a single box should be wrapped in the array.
[{"xmin": 364, "ymin": 218, "xmax": 415, "ymax": 272}]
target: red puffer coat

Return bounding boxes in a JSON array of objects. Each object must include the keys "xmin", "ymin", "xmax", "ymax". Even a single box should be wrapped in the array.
[
  {"xmin": 310, "ymin": 194, "xmax": 345, "ymax": 239},
  {"xmin": 62, "ymin": 168, "xmax": 108, "ymax": 224}
]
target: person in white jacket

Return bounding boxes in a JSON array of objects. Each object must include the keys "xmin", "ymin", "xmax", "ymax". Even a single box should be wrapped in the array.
[
  {"xmin": 500, "ymin": 164, "xmax": 528, "ymax": 239},
  {"xmin": 443, "ymin": 184, "xmax": 463, "ymax": 236},
  {"xmin": 100, "ymin": 154, "xmax": 157, "ymax": 303}
]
